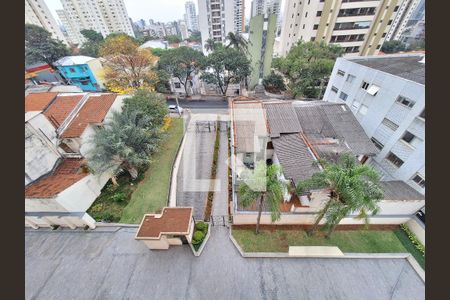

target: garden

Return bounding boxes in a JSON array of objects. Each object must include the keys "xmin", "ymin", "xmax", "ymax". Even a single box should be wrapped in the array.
[{"xmin": 191, "ymin": 221, "xmax": 209, "ymax": 252}]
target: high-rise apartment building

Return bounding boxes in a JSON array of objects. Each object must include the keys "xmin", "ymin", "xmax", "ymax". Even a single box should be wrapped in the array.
[
  {"xmin": 57, "ymin": 0, "xmax": 134, "ymax": 46},
  {"xmin": 25, "ymin": 0, "xmax": 68, "ymax": 45},
  {"xmin": 251, "ymin": 0, "xmax": 280, "ymax": 17},
  {"xmin": 279, "ymin": 0, "xmax": 402, "ymax": 57},
  {"xmin": 185, "ymin": 1, "xmax": 199, "ymax": 32},
  {"xmin": 198, "ymin": 0, "xmax": 245, "ymax": 52},
  {"xmin": 385, "ymin": 0, "xmax": 424, "ymax": 41}
]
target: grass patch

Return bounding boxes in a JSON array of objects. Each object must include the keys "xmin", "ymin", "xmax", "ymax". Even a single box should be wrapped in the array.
[
  {"xmin": 394, "ymin": 228, "xmax": 425, "ymax": 269},
  {"xmin": 232, "ymin": 229, "xmax": 410, "ymax": 253},
  {"xmin": 120, "ymin": 118, "xmax": 184, "ymax": 223}
]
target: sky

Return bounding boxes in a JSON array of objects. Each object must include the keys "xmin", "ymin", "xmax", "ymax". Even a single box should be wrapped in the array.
[{"xmin": 45, "ymin": 0, "xmax": 255, "ymax": 24}]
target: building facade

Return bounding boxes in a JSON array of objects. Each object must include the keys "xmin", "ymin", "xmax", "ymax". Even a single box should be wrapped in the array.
[
  {"xmin": 385, "ymin": 0, "xmax": 424, "ymax": 41},
  {"xmin": 57, "ymin": 0, "xmax": 134, "ymax": 46},
  {"xmin": 198, "ymin": 0, "xmax": 245, "ymax": 52},
  {"xmin": 279, "ymin": 0, "xmax": 402, "ymax": 57},
  {"xmin": 323, "ymin": 54, "xmax": 425, "ymax": 195},
  {"xmin": 54, "ymin": 56, "xmax": 105, "ymax": 92},
  {"xmin": 185, "ymin": 1, "xmax": 199, "ymax": 32},
  {"xmin": 25, "ymin": 0, "xmax": 68, "ymax": 45}
]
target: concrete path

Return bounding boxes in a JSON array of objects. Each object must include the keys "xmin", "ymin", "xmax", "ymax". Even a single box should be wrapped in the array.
[
  {"xmin": 25, "ymin": 227, "xmax": 425, "ymax": 300},
  {"xmin": 211, "ymin": 121, "xmax": 229, "ymax": 217}
]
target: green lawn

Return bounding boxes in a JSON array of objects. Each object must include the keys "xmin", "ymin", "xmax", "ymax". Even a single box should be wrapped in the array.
[
  {"xmin": 394, "ymin": 228, "xmax": 425, "ymax": 269},
  {"xmin": 120, "ymin": 118, "xmax": 184, "ymax": 223},
  {"xmin": 233, "ymin": 229, "xmax": 410, "ymax": 253}
]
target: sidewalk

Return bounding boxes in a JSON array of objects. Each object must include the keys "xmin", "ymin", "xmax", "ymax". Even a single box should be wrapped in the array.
[{"xmin": 212, "ymin": 121, "xmax": 229, "ymax": 216}]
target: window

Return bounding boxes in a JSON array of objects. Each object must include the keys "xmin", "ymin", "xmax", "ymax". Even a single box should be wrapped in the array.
[
  {"xmin": 174, "ymin": 82, "xmax": 181, "ymax": 88},
  {"xmin": 412, "ymin": 174, "xmax": 425, "ymax": 188},
  {"xmin": 402, "ymin": 131, "xmax": 415, "ymax": 143},
  {"xmin": 331, "ymin": 86, "xmax": 338, "ymax": 93},
  {"xmin": 386, "ymin": 152, "xmax": 404, "ymax": 168},
  {"xmin": 376, "ymin": 44, "xmax": 381, "ymax": 49},
  {"xmin": 419, "ymin": 109, "xmax": 425, "ymax": 119},
  {"xmin": 366, "ymin": 84, "xmax": 380, "ymax": 96},
  {"xmin": 310, "ymin": 37, "xmax": 315, "ymax": 41},
  {"xmin": 337, "ymin": 69, "xmax": 345, "ymax": 76},
  {"xmin": 317, "ymin": 11, "xmax": 322, "ymax": 17},
  {"xmin": 69, "ymin": 68, "xmax": 76, "ymax": 73},
  {"xmin": 382, "ymin": 118, "xmax": 399, "ymax": 131},
  {"xmin": 359, "ymin": 104, "xmax": 368, "ymax": 115},
  {"xmin": 388, "ymin": 20, "xmax": 392, "ymax": 25},
  {"xmin": 396, "ymin": 96, "xmax": 415, "ymax": 108},
  {"xmin": 352, "ymin": 100, "xmax": 360, "ymax": 109},
  {"xmin": 346, "ymin": 74, "xmax": 356, "ymax": 83},
  {"xmin": 313, "ymin": 24, "xmax": 319, "ymax": 30},
  {"xmin": 305, "ymin": 12, "xmax": 308, "ymax": 17},
  {"xmin": 394, "ymin": 5, "xmax": 399, "ymax": 12},
  {"xmin": 371, "ymin": 137, "xmax": 384, "ymax": 150},
  {"xmin": 361, "ymin": 81, "xmax": 369, "ymax": 90},
  {"xmin": 339, "ymin": 92, "xmax": 348, "ymax": 101},
  {"xmin": 382, "ymin": 33, "xmax": 386, "ymax": 37}
]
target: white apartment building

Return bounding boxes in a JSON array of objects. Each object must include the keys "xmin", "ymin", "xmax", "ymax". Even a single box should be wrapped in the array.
[
  {"xmin": 198, "ymin": 0, "xmax": 245, "ymax": 52},
  {"xmin": 178, "ymin": 20, "xmax": 190, "ymax": 40},
  {"xmin": 57, "ymin": 0, "xmax": 134, "ymax": 46},
  {"xmin": 25, "ymin": 0, "xmax": 68, "ymax": 45},
  {"xmin": 385, "ymin": 0, "xmax": 424, "ymax": 41},
  {"xmin": 279, "ymin": 0, "xmax": 402, "ymax": 57},
  {"xmin": 185, "ymin": 1, "xmax": 199, "ymax": 32},
  {"xmin": 251, "ymin": 0, "xmax": 281, "ymax": 17},
  {"xmin": 323, "ymin": 54, "xmax": 425, "ymax": 195}
]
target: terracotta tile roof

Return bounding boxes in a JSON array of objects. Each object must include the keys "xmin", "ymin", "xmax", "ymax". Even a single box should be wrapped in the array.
[
  {"xmin": 25, "ymin": 92, "xmax": 58, "ymax": 112},
  {"xmin": 135, "ymin": 208, "xmax": 193, "ymax": 239},
  {"xmin": 25, "ymin": 158, "xmax": 89, "ymax": 198},
  {"xmin": 43, "ymin": 95, "xmax": 84, "ymax": 128},
  {"xmin": 60, "ymin": 94, "xmax": 117, "ymax": 138}
]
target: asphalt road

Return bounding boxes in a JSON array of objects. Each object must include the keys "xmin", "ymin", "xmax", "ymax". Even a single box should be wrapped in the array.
[{"xmin": 25, "ymin": 227, "xmax": 425, "ymax": 300}]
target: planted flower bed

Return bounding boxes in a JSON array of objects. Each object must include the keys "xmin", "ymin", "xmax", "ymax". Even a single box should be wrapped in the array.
[{"xmin": 191, "ymin": 221, "xmax": 210, "ymax": 253}]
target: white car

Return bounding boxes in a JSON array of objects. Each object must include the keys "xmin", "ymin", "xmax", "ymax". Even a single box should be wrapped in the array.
[{"xmin": 168, "ymin": 105, "xmax": 183, "ymax": 114}]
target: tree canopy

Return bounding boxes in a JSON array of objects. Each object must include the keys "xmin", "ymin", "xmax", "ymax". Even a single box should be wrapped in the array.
[
  {"xmin": 79, "ymin": 29, "xmax": 104, "ymax": 57},
  {"xmin": 201, "ymin": 47, "xmax": 251, "ymax": 95},
  {"xmin": 225, "ymin": 32, "xmax": 250, "ymax": 54},
  {"xmin": 263, "ymin": 72, "xmax": 286, "ymax": 94},
  {"xmin": 273, "ymin": 41, "xmax": 342, "ymax": 98},
  {"xmin": 122, "ymin": 89, "xmax": 168, "ymax": 129},
  {"xmin": 381, "ymin": 40, "xmax": 407, "ymax": 54},
  {"xmin": 187, "ymin": 31, "xmax": 201, "ymax": 43},
  {"xmin": 100, "ymin": 34, "xmax": 158, "ymax": 93},
  {"xmin": 296, "ymin": 153, "xmax": 383, "ymax": 237},
  {"xmin": 166, "ymin": 35, "xmax": 181, "ymax": 44},
  {"xmin": 25, "ymin": 24, "xmax": 69, "ymax": 67},
  {"xmin": 157, "ymin": 47, "xmax": 205, "ymax": 95}
]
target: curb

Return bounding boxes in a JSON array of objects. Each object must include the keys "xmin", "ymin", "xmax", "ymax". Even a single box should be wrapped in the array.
[
  {"xmin": 189, "ymin": 223, "xmax": 212, "ymax": 257},
  {"xmin": 406, "ymin": 254, "xmax": 425, "ymax": 282}
]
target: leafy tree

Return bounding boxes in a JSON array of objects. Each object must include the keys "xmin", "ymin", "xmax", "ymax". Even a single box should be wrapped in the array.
[
  {"xmin": 149, "ymin": 48, "xmax": 168, "ymax": 57},
  {"xmin": 238, "ymin": 162, "xmax": 288, "ymax": 234},
  {"xmin": 25, "ymin": 24, "xmax": 69, "ymax": 67},
  {"xmin": 273, "ymin": 41, "xmax": 342, "ymax": 98},
  {"xmin": 296, "ymin": 153, "xmax": 383, "ymax": 238},
  {"xmin": 263, "ymin": 72, "xmax": 286, "ymax": 93},
  {"xmin": 407, "ymin": 39, "xmax": 425, "ymax": 51},
  {"xmin": 187, "ymin": 31, "xmax": 201, "ymax": 43},
  {"xmin": 87, "ymin": 108, "xmax": 163, "ymax": 180},
  {"xmin": 100, "ymin": 34, "xmax": 158, "ymax": 93},
  {"xmin": 201, "ymin": 47, "xmax": 251, "ymax": 95},
  {"xmin": 154, "ymin": 69, "xmax": 171, "ymax": 93},
  {"xmin": 381, "ymin": 40, "xmax": 407, "ymax": 53},
  {"xmin": 166, "ymin": 35, "xmax": 181, "ymax": 44},
  {"xmin": 122, "ymin": 89, "xmax": 168, "ymax": 129},
  {"xmin": 225, "ymin": 32, "xmax": 249, "ymax": 54},
  {"xmin": 157, "ymin": 47, "xmax": 205, "ymax": 95},
  {"xmin": 204, "ymin": 38, "xmax": 221, "ymax": 52},
  {"xmin": 79, "ymin": 29, "xmax": 104, "ymax": 57}
]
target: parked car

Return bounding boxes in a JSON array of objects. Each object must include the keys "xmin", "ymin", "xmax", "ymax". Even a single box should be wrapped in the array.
[{"xmin": 168, "ymin": 104, "xmax": 183, "ymax": 114}]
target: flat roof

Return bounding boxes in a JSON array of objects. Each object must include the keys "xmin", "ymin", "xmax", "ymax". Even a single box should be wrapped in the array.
[{"xmin": 135, "ymin": 207, "xmax": 193, "ymax": 240}]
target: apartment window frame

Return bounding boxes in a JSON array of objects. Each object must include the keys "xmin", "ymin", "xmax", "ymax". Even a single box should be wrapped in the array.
[
  {"xmin": 346, "ymin": 74, "xmax": 356, "ymax": 83},
  {"xmin": 337, "ymin": 69, "xmax": 345, "ymax": 77},
  {"xmin": 412, "ymin": 173, "xmax": 425, "ymax": 188},
  {"xmin": 317, "ymin": 11, "xmax": 322, "ymax": 17},
  {"xmin": 396, "ymin": 96, "xmax": 416, "ymax": 108},
  {"xmin": 371, "ymin": 137, "xmax": 384, "ymax": 150},
  {"xmin": 382, "ymin": 118, "xmax": 399, "ymax": 131},
  {"xmin": 313, "ymin": 24, "xmax": 319, "ymax": 30},
  {"xmin": 331, "ymin": 86, "xmax": 339, "ymax": 93},
  {"xmin": 339, "ymin": 91, "xmax": 348, "ymax": 101},
  {"xmin": 386, "ymin": 152, "xmax": 404, "ymax": 168},
  {"xmin": 361, "ymin": 81, "xmax": 369, "ymax": 90}
]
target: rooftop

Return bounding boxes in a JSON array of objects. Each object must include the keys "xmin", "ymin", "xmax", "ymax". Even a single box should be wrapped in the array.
[
  {"xmin": 25, "ymin": 92, "xmax": 58, "ymax": 112},
  {"xmin": 349, "ymin": 54, "xmax": 425, "ymax": 85},
  {"xmin": 380, "ymin": 181, "xmax": 425, "ymax": 201},
  {"xmin": 53, "ymin": 56, "xmax": 96, "ymax": 66},
  {"xmin": 60, "ymin": 94, "xmax": 117, "ymax": 138},
  {"xmin": 43, "ymin": 94, "xmax": 84, "ymax": 129},
  {"xmin": 25, "ymin": 158, "xmax": 89, "ymax": 198},
  {"xmin": 135, "ymin": 207, "xmax": 193, "ymax": 239}
]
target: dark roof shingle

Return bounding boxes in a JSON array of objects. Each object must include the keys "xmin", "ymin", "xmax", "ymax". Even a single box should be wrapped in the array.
[{"xmin": 264, "ymin": 102, "xmax": 302, "ymax": 137}]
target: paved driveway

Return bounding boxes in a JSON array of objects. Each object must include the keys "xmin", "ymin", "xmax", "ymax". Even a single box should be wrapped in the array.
[{"xmin": 25, "ymin": 227, "xmax": 424, "ymax": 300}]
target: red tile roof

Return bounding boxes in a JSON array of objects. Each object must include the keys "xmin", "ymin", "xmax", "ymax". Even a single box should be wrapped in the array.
[
  {"xmin": 43, "ymin": 95, "xmax": 84, "ymax": 128},
  {"xmin": 60, "ymin": 94, "xmax": 117, "ymax": 138},
  {"xmin": 25, "ymin": 92, "xmax": 58, "ymax": 112},
  {"xmin": 25, "ymin": 159, "xmax": 89, "ymax": 198},
  {"xmin": 135, "ymin": 208, "xmax": 193, "ymax": 239}
]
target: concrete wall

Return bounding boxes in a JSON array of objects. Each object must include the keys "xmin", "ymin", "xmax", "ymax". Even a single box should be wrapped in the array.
[
  {"xmin": 406, "ymin": 217, "xmax": 425, "ymax": 245},
  {"xmin": 323, "ymin": 57, "xmax": 425, "ymax": 195},
  {"xmin": 87, "ymin": 58, "xmax": 106, "ymax": 89}
]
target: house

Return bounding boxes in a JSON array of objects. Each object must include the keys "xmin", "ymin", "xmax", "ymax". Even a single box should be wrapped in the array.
[
  {"xmin": 135, "ymin": 207, "xmax": 194, "ymax": 250},
  {"xmin": 25, "ymin": 91, "xmax": 127, "ymax": 229},
  {"xmin": 25, "ymin": 62, "xmax": 64, "ymax": 85},
  {"xmin": 230, "ymin": 98, "xmax": 425, "ymax": 226},
  {"xmin": 53, "ymin": 56, "xmax": 105, "ymax": 92}
]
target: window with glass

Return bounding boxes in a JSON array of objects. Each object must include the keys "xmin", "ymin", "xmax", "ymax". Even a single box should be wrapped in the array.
[
  {"xmin": 371, "ymin": 137, "xmax": 384, "ymax": 150},
  {"xmin": 396, "ymin": 96, "xmax": 415, "ymax": 108},
  {"xmin": 361, "ymin": 81, "xmax": 369, "ymax": 90},
  {"xmin": 337, "ymin": 69, "xmax": 345, "ymax": 76},
  {"xmin": 331, "ymin": 86, "xmax": 338, "ymax": 93},
  {"xmin": 382, "ymin": 118, "xmax": 399, "ymax": 131},
  {"xmin": 412, "ymin": 174, "xmax": 425, "ymax": 188},
  {"xmin": 386, "ymin": 152, "xmax": 404, "ymax": 168},
  {"xmin": 339, "ymin": 92, "xmax": 348, "ymax": 101},
  {"xmin": 346, "ymin": 74, "xmax": 356, "ymax": 83}
]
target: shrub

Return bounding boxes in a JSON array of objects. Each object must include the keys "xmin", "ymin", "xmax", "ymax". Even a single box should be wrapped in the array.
[
  {"xmin": 110, "ymin": 192, "xmax": 126, "ymax": 203},
  {"xmin": 400, "ymin": 224, "xmax": 425, "ymax": 256},
  {"xmin": 192, "ymin": 230, "xmax": 205, "ymax": 245},
  {"xmin": 263, "ymin": 72, "xmax": 286, "ymax": 93},
  {"xmin": 195, "ymin": 221, "xmax": 208, "ymax": 233}
]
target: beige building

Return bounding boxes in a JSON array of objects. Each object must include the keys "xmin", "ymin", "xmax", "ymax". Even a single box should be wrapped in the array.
[
  {"xmin": 278, "ymin": 0, "xmax": 402, "ymax": 57},
  {"xmin": 25, "ymin": 0, "xmax": 68, "ymax": 45},
  {"xmin": 135, "ymin": 208, "xmax": 194, "ymax": 250}
]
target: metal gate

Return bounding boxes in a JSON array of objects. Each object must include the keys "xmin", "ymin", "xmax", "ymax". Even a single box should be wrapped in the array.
[{"xmin": 207, "ymin": 215, "xmax": 232, "ymax": 227}]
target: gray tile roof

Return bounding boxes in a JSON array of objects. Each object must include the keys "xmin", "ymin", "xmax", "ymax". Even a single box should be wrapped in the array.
[
  {"xmin": 380, "ymin": 181, "xmax": 425, "ymax": 201},
  {"xmin": 264, "ymin": 102, "xmax": 302, "ymax": 137},
  {"xmin": 349, "ymin": 55, "xmax": 425, "ymax": 85},
  {"xmin": 271, "ymin": 133, "xmax": 320, "ymax": 184}
]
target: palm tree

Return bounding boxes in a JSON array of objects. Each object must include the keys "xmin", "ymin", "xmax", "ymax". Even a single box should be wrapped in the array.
[
  {"xmin": 225, "ymin": 32, "xmax": 250, "ymax": 54},
  {"xmin": 86, "ymin": 108, "xmax": 162, "ymax": 180},
  {"xmin": 238, "ymin": 161, "xmax": 288, "ymax": 234},
  {"xmin": 296, "ymin": 153, "xmax": 384, "ymax": 238}
]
